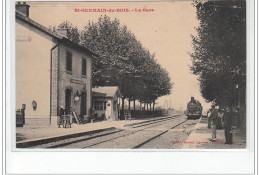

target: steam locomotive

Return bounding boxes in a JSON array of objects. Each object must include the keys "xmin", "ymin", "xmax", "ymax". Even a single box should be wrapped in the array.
[{"xmin": 186, "ymin": 97, "xmax": 202, "ymax": 119}]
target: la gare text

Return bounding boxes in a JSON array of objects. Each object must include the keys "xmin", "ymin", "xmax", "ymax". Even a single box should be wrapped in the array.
[{"xmin": 74, "ymin": 8, "xmax": 155, "ymax": 13}]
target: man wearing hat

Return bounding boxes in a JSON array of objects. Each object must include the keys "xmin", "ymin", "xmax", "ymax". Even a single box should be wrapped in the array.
[
  {"xmin": 209, "ymin": 104, "xmax": 218, "ymax": 142},
  {"xmin": 223, "ymin": 106, "xmax": 233, "ymax": 144},
  {"xmin": 207, "ymin": 104, "xmax": 215, "ymax": 128}
]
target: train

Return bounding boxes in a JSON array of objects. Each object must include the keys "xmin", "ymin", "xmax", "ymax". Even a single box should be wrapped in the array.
[{"xmin": 185, "ymin": 97, "xmax": 202, "ymax": 119}]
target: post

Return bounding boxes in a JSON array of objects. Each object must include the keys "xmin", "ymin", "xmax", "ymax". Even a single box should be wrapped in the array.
[
  {"xmin": 118, "ymin": 98, "xmax": 121, "ymax": 119},
  {"xmin": 122, "ymin": 97, "xmax": 125, "ymax": 114}
]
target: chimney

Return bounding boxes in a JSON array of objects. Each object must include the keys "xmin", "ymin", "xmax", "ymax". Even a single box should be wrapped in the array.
[
  {"xmin": 16, "ymin": 2, "xmax": 30, "ymax": 17},
  {"xmin": 56, "ymin": 28, "xmax": 68, "ymax": 38}
]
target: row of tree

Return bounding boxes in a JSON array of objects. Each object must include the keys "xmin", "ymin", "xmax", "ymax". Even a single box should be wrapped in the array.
[
  {"xmin": 57, "ymin": 15, "xmax": 173, "ymax": 111},
  {"xmin": 191, "ymin": 1, "xmax": 246, "ymax": 131}
]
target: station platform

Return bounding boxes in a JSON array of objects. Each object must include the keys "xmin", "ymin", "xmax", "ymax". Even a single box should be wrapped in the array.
[{"xmin": 182, "ymin": 116, "xmax": 246, "ymax": 149}]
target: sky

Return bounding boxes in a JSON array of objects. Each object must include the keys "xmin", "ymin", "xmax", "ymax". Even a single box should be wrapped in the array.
[{"xmin": 27, "ymin": 1, "xmax": 211, "ymax": 112}]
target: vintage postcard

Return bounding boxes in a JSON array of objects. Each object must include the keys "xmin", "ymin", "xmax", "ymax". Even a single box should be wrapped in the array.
[{"xmin": 15, "ymin": 0, "xmax": 247, "ymax": 150}]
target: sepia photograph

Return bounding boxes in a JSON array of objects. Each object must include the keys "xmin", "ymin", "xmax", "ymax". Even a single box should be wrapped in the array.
[{"xmin": 15, "ymin": 0, "xmax": 247, "ymax": 150}]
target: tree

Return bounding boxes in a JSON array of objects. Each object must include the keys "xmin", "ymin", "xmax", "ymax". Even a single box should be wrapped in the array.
[
  {"xmin": 191, "ymin": 1, "xmax": 246, "ymax": 131},
  {"xmin": 138, "ymin": 51, "xmax": 173, "ymax": 110},
  {"xmin": 58, "ymin": 15, "xmax": 173, "ymax": 114},
  {"xmin": 81, "ymin": 15, "xmax": 173, "ymax": 108},
  {"xmin": 81, "ymin": 16, "xmax": 137, "ymax": 86},
  {"xmin": 58, "ymin": 20, "xmax": 80, "ymax": 44}
]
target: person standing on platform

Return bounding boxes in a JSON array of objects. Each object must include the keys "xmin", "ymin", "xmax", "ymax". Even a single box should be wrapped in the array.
[
  {"xmin": 209, "ymin": 105, "xmax": 218, "ymax": 142},
  {"xmin": 58, "ymin": 106, "xmax": 65, "ymax": 127},
  {"xmin": 207, "ymin": 104, "xmax": 215, "ymax": 128},
  {"xmin": 234, "ymin": 106, "xmax": 241, "ymax": 128},
  {"xmin": 223, "ymin": 106, "xmax": 233, "ymax": 144}
]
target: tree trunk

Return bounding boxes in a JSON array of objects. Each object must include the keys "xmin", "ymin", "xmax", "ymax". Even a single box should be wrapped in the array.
[
  {"xmin": 153, "ymin": 101, "xmax": 155, "ymax": 111},
  {"xmin": 150, "ymin": 103, "xmax": 152, "ymax": 111},
  {"xmin": 146, "ymin": 103, "xmax": 149, "ymax": 111},
  {"xmin": 122, "ymin": 97, "xmax": 125, "ymax": 112},
  {"xmin": 118, "ymin": 98, "xmax": 121, "ymax": 120},
  {"xmin": 133, "ymin": 100, "xmax": 136, "ymax": 111},
  {"xmin": 140, "ymin": 101, "xmax": 142, "ymax": 110}
]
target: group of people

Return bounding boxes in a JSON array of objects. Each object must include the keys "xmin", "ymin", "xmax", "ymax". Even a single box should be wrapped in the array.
[{"xmin": 207, "ymin": 104, "xmax": 235, "ymax": 144}]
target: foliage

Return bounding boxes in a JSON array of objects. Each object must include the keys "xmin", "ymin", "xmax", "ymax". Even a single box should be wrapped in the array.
[
  {"xmin": 57, "ymin": 15, "xmax": 173, "ymax": 106},
  {"xmin": 190, "ymin": 1, "xmax": 246, "ymax": 107},
  {"xmin": 58, "ymin": 20, "xmax": 81, "ymax": 44},
  {"xmin": 78, "ymin": 15, "xmax": 172, "ymax": 104}
]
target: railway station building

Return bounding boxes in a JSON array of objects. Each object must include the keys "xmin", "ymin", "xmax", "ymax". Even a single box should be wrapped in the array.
[{"xmin": 15, "ymin": 2, "xmax": 96, "ymax": 125}]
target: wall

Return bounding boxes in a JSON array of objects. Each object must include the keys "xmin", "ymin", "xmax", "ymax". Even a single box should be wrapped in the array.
[
  {"xmin": 16, "ymin": 19, "xmax": 55, "ymax": 119},
  {"xmin": 105, "ymin": 99, "xmax": 112, "ymax": 120},
  {"xmin": 58, "ymin": 43, "xmax": 92, "ymax": 120},
  {"xmin": 50, "ymin": 44, "xmax": 59, "ymax": 117},
  {"xmin": 105, "ymin": 98, "xmax": 119, "ymax": 121},
  {"xmin": 111, "ymin": 96, "xmax": 119, "ymax": 120}
]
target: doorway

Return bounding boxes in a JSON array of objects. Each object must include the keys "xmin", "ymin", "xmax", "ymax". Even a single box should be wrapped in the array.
[
  {"xmin": 80, "ymin": 91, "xmax": 87, "ymax": 117},
  {"xmin": 65, "ymin": 89, "xmax": 72, "ymax": 115}
]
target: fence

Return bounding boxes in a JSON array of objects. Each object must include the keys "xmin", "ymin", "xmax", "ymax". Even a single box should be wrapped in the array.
[{"xmin": 119, "ymin": 110, "xmax": 163, "ymax": 120}]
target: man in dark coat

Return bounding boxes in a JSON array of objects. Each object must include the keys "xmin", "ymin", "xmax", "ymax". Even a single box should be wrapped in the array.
[
  {"xmin": 209, "ymin": 105, "xmax": 218, "ymax": 142},
  {"xmin": 234, "ymin": 106, "xmax": 241, "ymax": 128},
  {"xmin": 223, "ymin": 107, "xmax": 233, "ymax": 144}
]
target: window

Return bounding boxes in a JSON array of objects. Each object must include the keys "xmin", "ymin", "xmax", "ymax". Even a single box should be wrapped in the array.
[
  {"xmin": 82, "ymin": 58, "xmax": 86, "ymax": 76},
  {"xmin": 94, "ymin": 101, "xmax": 106, "ymax": 110},
  {"xmin": 66, "ymin": 51, "xmax": 72, "ymax": 73}
]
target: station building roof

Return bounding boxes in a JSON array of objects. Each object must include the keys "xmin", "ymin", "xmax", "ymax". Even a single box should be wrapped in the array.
[
  {"xmin": 92, "ymin": 86, "xmax": 121, "ymax": 98},
  {"xmin": 16, "ymin": 10, "xmax": 98, "ymax": 57}
]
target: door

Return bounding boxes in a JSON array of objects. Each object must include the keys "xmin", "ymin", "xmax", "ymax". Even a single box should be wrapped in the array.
[
  {"xmin": 80, "ymin": 91, "xmax": 87, "ymax": 117},
  {"xmin": 65, "ymin": 89, "xmax": 72, "ymax": 115},
  {"xmin": 105, "ymin": 100, "xmax": 112, "ymax": 120}
]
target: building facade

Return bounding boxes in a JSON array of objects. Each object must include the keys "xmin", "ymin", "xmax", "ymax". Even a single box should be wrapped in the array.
[
  {"xmin": 15, "ymin": 2, "xmax": 94, "ymax": 124},
  {"xmin": 92, "ymin": 86, "xmax": 121, "ymax": 121}
]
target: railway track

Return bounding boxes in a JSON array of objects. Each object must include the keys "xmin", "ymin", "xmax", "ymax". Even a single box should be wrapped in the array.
[
  {"xmin": 129, "ymin": 115, "xmax": 181, "ymax": 128},
  {"xmin": 80, "ymin": 116, "xmax": 189, "ymax": 149},
  {"xmin": 124, "ymin": 115, "xmax": 180, "ymax": 127},
  {"xmin": 132, "ymin": 119, "xmax": 188, "ymax": 148},
  {"xmin": 167, "ymin": 127, "xmax": 188, "ymax": 149},
  {"xmin": 31, "ymin": 115, "xmax": 193, "ymax": 149}
]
